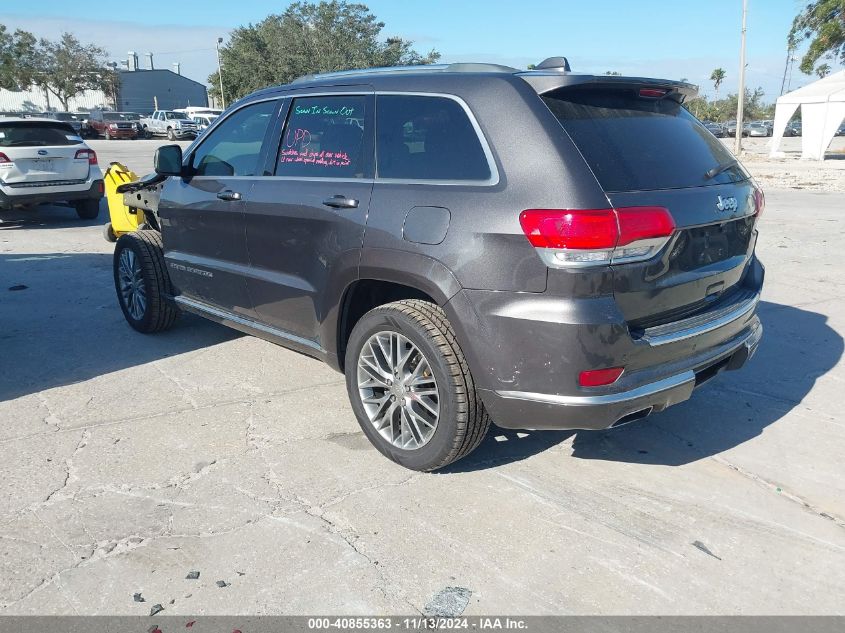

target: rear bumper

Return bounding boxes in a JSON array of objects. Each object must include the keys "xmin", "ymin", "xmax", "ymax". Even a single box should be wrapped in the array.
[
  {"xmin": 0, "ymin": 179, "xmax": 104, "ymax": 209},
  {"xmin": 481, "ymin": 318, "xmax": 761, "ymax": 430},
  {"xmin": 445, "ymin": 255, "xmax": 765, "ymax": 431}
]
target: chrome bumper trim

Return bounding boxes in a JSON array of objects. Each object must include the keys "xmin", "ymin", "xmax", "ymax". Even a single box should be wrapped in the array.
[
  {"xmin": 639, "ymin": 291, "xmax": 760, "ymax": 347},
  {"xmin": 496, "ymin": 371, "xmax": 695, "ymax": 407}
]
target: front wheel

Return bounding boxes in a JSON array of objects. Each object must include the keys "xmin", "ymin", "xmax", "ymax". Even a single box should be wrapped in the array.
[
  {"xmin": 113, "ymin": 231, "xmax": 179, "ymax": 333},
  {"xmin": 167, "ymin": 128, "xmax": 176, "ymax": 141},
  {"xmin": 345, "ymin": 300, "xmax": 490, "ymax": 471}
]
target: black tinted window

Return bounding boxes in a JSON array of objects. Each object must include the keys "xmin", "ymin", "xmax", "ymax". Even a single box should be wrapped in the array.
[
  {"xmin": 542, "ymin": 89, "xmax": 747, "ymax": 192},
  {"xmin": 0, "ymin": 122, "xmax": 80, "ymax": 146},
  {"xmin": 192, "ymin": 100, "xmax": 277, "ymax": 177},
  {"xmin": 276, "ymin": 96, "xmax": 367, "ymax": 178},
  {"xmin": 376, "ymin": 95, "xmax": 490, "ymax": 181}
]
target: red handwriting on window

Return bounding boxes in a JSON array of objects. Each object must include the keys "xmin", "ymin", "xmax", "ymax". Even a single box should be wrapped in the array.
[
  {"xmin": 284, "ymin": 127, "xmax": 311, "ymax": 149},
  {"xmin": 280, "ymin": 148, "xmax": 351, "ymax": 168}
]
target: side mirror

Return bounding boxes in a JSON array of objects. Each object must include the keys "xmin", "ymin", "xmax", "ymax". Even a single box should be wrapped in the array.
[{"xmin": 154, "ymin": 144, "xmax": 184, "ymax": 177}]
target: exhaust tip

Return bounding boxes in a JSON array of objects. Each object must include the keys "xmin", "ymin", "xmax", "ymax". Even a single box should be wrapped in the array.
[{"xmin": 611, "ymin": 407, "xmax": 654, "ymax": 428}]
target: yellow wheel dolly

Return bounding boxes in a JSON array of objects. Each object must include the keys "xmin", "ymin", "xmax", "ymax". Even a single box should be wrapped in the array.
[{"xmin": 102, "ymin": 162, "xmax": 145, "ymax": 242}]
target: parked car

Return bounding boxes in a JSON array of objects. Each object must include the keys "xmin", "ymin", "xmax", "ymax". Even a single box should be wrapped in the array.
[
  {"xmin": 41, "ymin": 112, "xmax": 85, "ymax": 135},
  {"xmin": 112, "ymin": 60, "xmax": 764, "ymax": 471},
  {"xmin": 704, "ymin": 122, "xmax": 725, "ymax": 137},
  {"xmin": 88, "ymin": 111, "xmax": 140, "ymax": 139},
  {"xmin": 0, "ymin": 117, "xmax": 103, "ymax": 218},
  {"xmin": 837, "ymin": 122, "xmax": 845, "ymax": 136},
  {"xmin": 746, "ymin": 122, "xmax": 771, "ymax": 137},
  {"xmin": 176, "ymin": 107, "xmax": 224, "ymax": 118},
  {"xmin": 140, "ymin": 110, "xmax": 198, "ymax": 140},
  {"xmin": 724, "ymin": 120, "xmax": 749, "ymax": 137},
  {"xmin": 192, "ymin": 114, "xmax": 218, "ymax": 133}
]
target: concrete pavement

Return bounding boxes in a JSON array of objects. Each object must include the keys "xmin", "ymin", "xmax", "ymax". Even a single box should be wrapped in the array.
[{"xmin": 0, "ymin": 140, "xmax": 843, "ymax": 615}]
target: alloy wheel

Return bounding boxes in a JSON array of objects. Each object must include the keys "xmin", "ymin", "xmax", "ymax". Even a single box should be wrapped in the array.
[
  {"xmin": 118, "ymin": 248, "xmax": 147, "ymax": 321},
  {"xmin": 356, "ymin": 331, "xmax": 440, "ymax": 450}
]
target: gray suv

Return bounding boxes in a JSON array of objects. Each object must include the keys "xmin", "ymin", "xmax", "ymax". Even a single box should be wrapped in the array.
[{"xmin": 112, "ymin": 60, "xmax": 764, "ymax": 471}]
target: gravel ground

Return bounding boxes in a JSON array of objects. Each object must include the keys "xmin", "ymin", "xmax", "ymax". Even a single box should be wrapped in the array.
[{"xmin": 724, "ymin": 136, "xmax": 845, "ymax": 193}]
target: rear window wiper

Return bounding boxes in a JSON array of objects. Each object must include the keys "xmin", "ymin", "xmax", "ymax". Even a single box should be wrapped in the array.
[{"xmin": 705, "ymin": 159, "xmax": 738, "ymax": 180}]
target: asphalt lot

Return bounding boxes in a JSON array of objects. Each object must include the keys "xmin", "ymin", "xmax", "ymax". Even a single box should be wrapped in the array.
[{"xmin": 0, "ymin": 139, "xmax": 844, "ymax": 615}]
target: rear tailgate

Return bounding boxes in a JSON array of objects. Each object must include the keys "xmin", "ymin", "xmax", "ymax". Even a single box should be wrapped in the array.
[
  {"xmin": 0, "ymin": 121, "xmax": 90, "ymax": 184},
  {"xmin": 540, "ymin": 83, "xmax": 761, "ymax": 325}
]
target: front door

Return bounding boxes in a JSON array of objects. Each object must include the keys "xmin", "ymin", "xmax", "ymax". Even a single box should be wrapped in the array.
[
  {"xmin": 158, "ymin": 98, "xmax": 280, "ymax": 317},
  {"xmin": 245, "ymin": 92, "xmax": 374, "ymax": 348}
]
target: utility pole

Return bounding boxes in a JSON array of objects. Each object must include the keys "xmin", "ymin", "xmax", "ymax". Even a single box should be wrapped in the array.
[
  {"xmin": 734, "ymin": 0, "xmax": 748, "ymax": 155},
  {"xmin": 216, "ymin": 37, "xmax": 226, "ymax": 109}
]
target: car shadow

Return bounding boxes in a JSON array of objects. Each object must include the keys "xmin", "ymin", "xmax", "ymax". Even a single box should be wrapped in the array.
[
  {"xmin": 0, "ymin": 250, "xmax": 240, "ymax": 402},
  {"xmin": 0, "ymin": 200, "xmax": 107, "ymax": 231},
  {"xmin": 444, "ymin": 301, "xmax": 842, "ymax": 472}
]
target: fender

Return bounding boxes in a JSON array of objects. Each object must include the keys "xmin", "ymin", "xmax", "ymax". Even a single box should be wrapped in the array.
[{"xmin": 358, "ymin": 247, "xmax": 462, "ymax": 305}]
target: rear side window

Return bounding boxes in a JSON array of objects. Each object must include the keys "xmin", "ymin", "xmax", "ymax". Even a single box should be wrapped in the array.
[
  {"xmin": 0, "ymin": 122, "xmax": 81, "ymax": 147},
  {"xmin": 376, "ymin": 95, "xmax": 491, "ymax": 181},
  {"xmin": 276, "ymin": 95, "xmax": 368, "ymax": 178},
  {"xmin": 542, "ymin": 89, "xmax": 747, "ymax": 192}
]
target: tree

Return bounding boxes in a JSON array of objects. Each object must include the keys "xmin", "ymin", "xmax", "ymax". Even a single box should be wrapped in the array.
[
  {"xmin": 816, "ymin": 62, "xmax": 832, "ymax": 78},
  {"xmin": 209, "ymin": 1, "xmax": 440, "ymax": 102},
  {"xmin": 710, "ymin": 67, "xmax": 726, "ymax": 97},
  {"xmin": 789, "ymin": 0, "xmax": 844, "ymax": 75},
  {"xmin": 0, "ymin": 24, "xmax": 38, "ymax": 90},
  {"xmin": 34, "ymin": 33, "xmax": 112, "ymax": 111}
]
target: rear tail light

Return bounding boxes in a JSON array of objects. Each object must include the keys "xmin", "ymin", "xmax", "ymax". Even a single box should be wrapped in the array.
[
  {"xmin": 75, "ymin": 149, "xmax": 98, "ymax": 165},
  {"xmin": 579, "ymin": 367, "xmax": 624, "ymax": 387},
  {"xmin": 519, "ymin": 207, "xmax": 676, "ymax": 268},
  {"xmin": 752, "ymin": 187, "xmax": 765, "ymax": 219},
  {"xmin": 639, "ymin": 88, "xmax": 668, "ymax": 98},
  {"xmin": 0, "ymin": 152, "xmax": 10, "ymax": 164}
]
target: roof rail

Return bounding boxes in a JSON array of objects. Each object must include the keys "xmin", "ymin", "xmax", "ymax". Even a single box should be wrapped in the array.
[{"xmin": 292, "ymin": 62, "xmax": 519, "ymax": 83}]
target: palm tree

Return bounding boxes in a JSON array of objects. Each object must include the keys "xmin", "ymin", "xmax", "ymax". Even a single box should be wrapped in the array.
[
  {"xmin": 816, "ymin": 63, "xmax": 831, "ymax": 79},
  {"xmin": 710, "ymin": 68, "xmax": 726, "ymax": 98}
]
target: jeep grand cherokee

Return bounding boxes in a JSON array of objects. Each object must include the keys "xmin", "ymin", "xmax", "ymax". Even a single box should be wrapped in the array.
[{"xmin": 112, "ymin": 59, "xmax": 764, "ymax": 471}]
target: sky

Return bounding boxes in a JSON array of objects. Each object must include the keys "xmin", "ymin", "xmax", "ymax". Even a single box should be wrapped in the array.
[{"xmin": 1, "ymin": 0, "xmax": 838, "ymax": 102}]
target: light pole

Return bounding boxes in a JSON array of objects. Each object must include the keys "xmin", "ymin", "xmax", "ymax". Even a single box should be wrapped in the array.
[
  {"xmin": 215, "ymin": 37, "xmax": 226, "ymax": 109},
  {"xmin": 734, "ymin": 0, "xmax": 748, "ymax": 155}
]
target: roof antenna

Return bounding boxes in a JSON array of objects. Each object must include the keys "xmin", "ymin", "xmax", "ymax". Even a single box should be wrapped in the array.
[{"xmin": 534, "ymin": 57, "xmax": 571, "ymax": 72}]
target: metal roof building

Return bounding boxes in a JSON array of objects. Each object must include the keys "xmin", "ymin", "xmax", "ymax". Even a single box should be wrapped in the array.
[{"xmin": 116, "ymin": 69, "xmax": 208, "ymax": 113}]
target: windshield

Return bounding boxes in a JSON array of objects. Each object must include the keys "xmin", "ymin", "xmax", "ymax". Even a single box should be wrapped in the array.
[
  {"xmin": 166, "ymin": 112, "xmax": 190, "ymax": 120},
  {"xmin": 0, "ymin": 122, "xmax": 82, "ymax": 146},
  {"xmin": 119, "ymin": 112, "xmax": 141, "ymax": 121},
  {"xmin": 542, "ymin": 87, "xmax": 748, "ymax": 192}
]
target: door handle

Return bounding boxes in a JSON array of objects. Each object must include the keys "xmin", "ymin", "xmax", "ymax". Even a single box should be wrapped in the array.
[
  {"xmin": 322, "ymin": 195, "xmax": 359, "ymax": 209},
  {"xmin": 217, "ymin": 190, "xmax": 242, "ymax": 201}
]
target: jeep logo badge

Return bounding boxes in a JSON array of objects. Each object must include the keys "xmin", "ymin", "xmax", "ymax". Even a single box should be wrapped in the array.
[{"xmin": 716, "ymin": 195, "xmax": 738, "ymax": 212}]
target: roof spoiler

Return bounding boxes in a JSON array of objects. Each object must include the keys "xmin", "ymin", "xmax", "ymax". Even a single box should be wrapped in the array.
[{"xmin": 519, "ymin": 72, "xmax": 699, "ymax": 101}]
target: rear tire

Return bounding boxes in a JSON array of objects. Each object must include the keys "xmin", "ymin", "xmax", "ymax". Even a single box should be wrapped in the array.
[
  {"xmin": 345, "ymin": 300, "xmax": 490, "ymax": 471},
  {"xmin": 113, "ymin": 231, "xmax": 179, "ymax": 333},
  {"xmin": 75, "ymin": 199, "xmax": 100, "ymax": 220}
]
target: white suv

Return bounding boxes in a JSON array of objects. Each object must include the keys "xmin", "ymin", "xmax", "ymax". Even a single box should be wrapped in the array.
[{"xmin": 0, "ymin": 117, "xmax": 104, "ymax": 219}]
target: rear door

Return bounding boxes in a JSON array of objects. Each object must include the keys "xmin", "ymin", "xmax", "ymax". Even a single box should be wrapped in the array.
[
  {"xmin": 541, "ymin": 86, "xmax": 760, "ymax": 325},
  {"xmin": 244, "ymin": 90, "xmax": 374, "ymax": 347},
  {"xmin": 158, "ymin": 98, "xmax": 281, "ymax": 316},
  {"xmin": 0, "ymin": 121, "xmax": 89, "ymax": 183}
]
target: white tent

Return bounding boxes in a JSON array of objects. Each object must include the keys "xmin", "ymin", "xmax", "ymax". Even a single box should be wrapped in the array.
[{"xmin": 770, "ymin": 70, "xmax": 845, "ymax": 160}]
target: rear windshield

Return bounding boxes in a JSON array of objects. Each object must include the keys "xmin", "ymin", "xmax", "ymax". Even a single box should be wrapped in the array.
[
  {"xmin": 0, "ymin": 122, "xmax": 81, "ymax": 147},
  {"xmin": 542, "ymin": 88, "xmax": 747, "ymax": 192}
]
